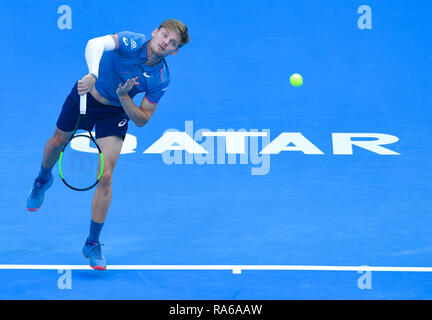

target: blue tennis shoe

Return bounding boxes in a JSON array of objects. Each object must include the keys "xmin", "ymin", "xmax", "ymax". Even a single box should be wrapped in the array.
[
  {"xmin": 83, "ymin": 240, "xmax": 107, "ymax": 271},
  {"xmin": 26, "ymin": 175, "xmax": 54, "ymax": 212}
]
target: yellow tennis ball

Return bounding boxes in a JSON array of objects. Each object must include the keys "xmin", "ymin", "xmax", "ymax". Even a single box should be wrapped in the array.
[{"xmin": 290, "ymin": 73, "xmax": 303, "ymax": 87}]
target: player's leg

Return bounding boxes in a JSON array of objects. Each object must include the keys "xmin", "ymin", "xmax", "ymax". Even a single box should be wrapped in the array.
[
  {"xmin": 82, "ymin": 103, "xmax": 129, "ymax": 270},
  {"xmin": 27, "ymin": 83, "xmax": 80, "ymax": 211},
  {"xmin": 83, "ymin": 135, "xmax": 124, "ymax": 270},
  {"xmin": 91, "ymin": 135, "xmax": 124, "ymax": 224}
]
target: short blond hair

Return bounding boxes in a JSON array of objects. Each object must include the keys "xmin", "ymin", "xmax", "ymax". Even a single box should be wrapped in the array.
[{"xmin": 159, "ymin": 19, "xmax": 190, "ymax": 47}]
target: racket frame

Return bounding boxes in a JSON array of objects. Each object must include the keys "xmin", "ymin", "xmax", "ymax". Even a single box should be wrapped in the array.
[{"xmin": 59, "ymin": 93, "xmax": 104, "ymax": 191}]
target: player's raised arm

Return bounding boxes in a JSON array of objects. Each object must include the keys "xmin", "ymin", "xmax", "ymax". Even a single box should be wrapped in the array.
[{"xmin": 77, "ymin": 35, "xmax": 116, "ymax": 95}]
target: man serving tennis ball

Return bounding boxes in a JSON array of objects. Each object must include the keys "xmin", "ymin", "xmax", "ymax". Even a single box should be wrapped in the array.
[{"xmin": 26, "ymin": 19, "xmax": 190, "ymax": 270}]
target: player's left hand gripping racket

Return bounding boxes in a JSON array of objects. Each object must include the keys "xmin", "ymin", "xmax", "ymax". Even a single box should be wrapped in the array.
[{"xmin": 59, "ymin": 93, "xmax": 104, "ymax": 191}]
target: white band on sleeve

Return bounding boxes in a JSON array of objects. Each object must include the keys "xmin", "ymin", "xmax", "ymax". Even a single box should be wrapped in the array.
[{"xmin": 84, "ymin": 35, "xmax": 116, "ymax": 77}]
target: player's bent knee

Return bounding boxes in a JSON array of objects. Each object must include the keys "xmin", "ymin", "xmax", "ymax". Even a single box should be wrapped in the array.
[
  {"xmin": 99, "ymin": 171, "xmax": 113, "ymax": 188},
  {"xmin": 52, "ymin": 128, "xmax": 72, "ymax": 148},
  {"xmin": 49, "ymin": 135, "xmax": 66, "ymax": 150}
]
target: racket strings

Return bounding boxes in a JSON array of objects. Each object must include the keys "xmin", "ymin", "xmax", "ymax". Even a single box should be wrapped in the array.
[{"xmin": 60, "ymin": 135, "xmax": 102, "ymax": 190}]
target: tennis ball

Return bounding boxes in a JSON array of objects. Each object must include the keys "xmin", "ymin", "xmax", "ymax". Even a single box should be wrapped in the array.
[{"xmin": 290, "ymin": 73, "xmax": 303, "ymax": 87}]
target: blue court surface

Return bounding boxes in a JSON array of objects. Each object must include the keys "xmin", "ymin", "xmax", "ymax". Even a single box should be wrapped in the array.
[{"xmin": 1, "ymin": 0, "xmax": 432, "ymax": 300}]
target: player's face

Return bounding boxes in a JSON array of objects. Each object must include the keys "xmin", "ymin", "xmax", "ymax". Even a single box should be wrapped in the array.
[{"xmin": 150, "ymin": 27, "xmax": 181, "ymax": 57}]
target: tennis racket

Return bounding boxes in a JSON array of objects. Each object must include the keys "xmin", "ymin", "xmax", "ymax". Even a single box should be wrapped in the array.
[{"xmin": 59, "ymin": 93, "xmax": 104, "ymax": 191}]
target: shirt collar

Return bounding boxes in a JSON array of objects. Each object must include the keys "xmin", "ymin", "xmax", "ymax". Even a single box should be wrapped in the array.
[{"xmin": 139, "ymin": 40, "xmax": 150, "ymax": 60}]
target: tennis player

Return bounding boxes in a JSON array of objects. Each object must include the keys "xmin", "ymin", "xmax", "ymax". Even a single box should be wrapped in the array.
[{"xmin": 26, "ymin": 19, "xmax": 190, "ymax": 270}]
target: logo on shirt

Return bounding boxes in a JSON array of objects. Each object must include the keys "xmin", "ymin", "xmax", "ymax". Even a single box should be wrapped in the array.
[
  {"xmin": 131, "ymin": 39, "xmax": 137, "ymax": 49},
  {"xmin": 118, "ymin": 119, "xmax": 128, "ymax": 127},
  {"xmin": 122, "ymin": 37, "xmax": 129, "ymax": 46},
  {"xmin": 143, "ymin": 72, "xmax": 151, "ymax": 78}
]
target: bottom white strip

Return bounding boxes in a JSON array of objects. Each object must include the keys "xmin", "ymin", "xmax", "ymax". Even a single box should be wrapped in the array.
[{"xmin": 0, "ymin": 265, "xmax": 431, "ymax": 272}]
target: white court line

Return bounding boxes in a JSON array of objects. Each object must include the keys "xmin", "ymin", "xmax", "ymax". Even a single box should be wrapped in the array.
[{"xmin": 0, "ymin": 265, "xmax": 432, "ymax": 273}]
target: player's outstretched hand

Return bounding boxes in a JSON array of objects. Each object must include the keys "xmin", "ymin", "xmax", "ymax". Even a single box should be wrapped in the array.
[
  {"xmin": 78, "ymin": 74, "xmax": 96, "ymax": 95},
  {"xmin": 117, "ymin": 77, "xmax": 140, "ymax": 98}
]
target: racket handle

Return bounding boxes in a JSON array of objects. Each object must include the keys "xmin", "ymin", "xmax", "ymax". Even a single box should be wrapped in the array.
[{"xmin": 80, "ymin": 93, "xmax": 87, "ymax": 115}]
